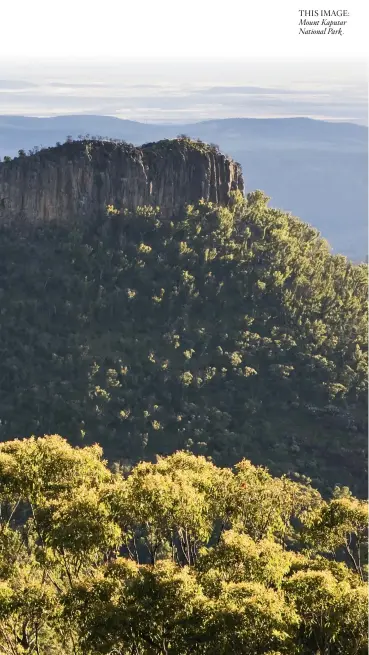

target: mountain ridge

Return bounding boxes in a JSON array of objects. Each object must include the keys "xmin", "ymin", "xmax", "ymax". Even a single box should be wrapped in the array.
[
  {"xmin": 0, "ymin": 137, "xmax": 244, "ymax": 223},
  {"xmin": 0, "ymin": 115, "xmax": 366, "ymax": 260}
]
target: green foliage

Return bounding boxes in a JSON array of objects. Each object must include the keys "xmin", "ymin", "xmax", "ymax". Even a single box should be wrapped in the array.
[
  {"xmin": 0, "ymin": 436, "xmax": 367, "ymax": 654},
  {"xmin": 284, "ymin": 570, "xmax": 368, "ymax": 654},
  {"xmin": 0, "ymin": 192, "xmax": 367, "ymax": 494},
  {"xmin": 302, "ymin": 496, "xmax": 368, "ymax": 580}
]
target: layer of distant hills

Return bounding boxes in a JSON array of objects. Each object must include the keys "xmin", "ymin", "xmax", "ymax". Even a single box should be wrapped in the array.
[{"xmin": 0, "ymin": 115, "xmax": 367, "ymax": 261}]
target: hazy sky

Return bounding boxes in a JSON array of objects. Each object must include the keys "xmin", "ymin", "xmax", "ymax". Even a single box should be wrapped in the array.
[
  {"xmin": 0, "ymin": 59, "xmax": 367, "ymax": 124},
  {"xmin": 1, "ymin": 0, "xmax": 367, "ymax": 124}
]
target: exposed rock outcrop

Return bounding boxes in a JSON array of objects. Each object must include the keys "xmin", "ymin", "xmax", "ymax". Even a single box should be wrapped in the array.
[{"xmin": 0, "ymin": 138, "xmax": 244, "ymax": 223}]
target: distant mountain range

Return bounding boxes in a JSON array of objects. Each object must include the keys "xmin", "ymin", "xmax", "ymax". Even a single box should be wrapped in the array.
[{"xmin": 0, "ymin": 115, "xmax": 367, "ymax": 260}]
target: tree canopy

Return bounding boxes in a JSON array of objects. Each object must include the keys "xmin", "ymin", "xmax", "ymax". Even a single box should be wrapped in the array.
[
  {"xmin": 0, "ymin": 435, "xmax": 367, "ymax": 654},
  {"xmin": 0, "ymin": 190, "xmax": 366, "ymax": 494}
]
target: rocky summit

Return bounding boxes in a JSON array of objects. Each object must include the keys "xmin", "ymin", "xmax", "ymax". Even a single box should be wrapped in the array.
[{"xmin": 0, "ymin": 138, "xmax": 244, "ymax": 223}]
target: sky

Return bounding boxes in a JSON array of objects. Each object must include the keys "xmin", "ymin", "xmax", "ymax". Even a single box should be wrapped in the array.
[
  {"xmin": 0, "ymin": 59, "xmax": 367, "ymax": 124},
  {"xmin": 0, "ymin": 0, "xmax": 367, "ymax": 124}
]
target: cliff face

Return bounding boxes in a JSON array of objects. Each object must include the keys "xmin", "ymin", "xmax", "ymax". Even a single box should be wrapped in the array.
[{"xmin": 0, "ymin": 139, "xmax": 244, "ymax": 223}]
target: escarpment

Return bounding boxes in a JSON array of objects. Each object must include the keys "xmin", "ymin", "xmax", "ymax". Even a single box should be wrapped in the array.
[{"xmin": 0, "ymin": 138, "xmax": 244, "ymax": 223}]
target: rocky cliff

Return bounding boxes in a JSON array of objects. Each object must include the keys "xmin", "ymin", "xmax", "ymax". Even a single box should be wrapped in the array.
[{"xmin": 0, "ymin": 138, "xmax": 244, "ymax": 223}]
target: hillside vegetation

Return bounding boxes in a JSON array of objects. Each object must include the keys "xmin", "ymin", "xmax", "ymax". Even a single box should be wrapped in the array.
[
  {"xmin": 0, "ymin": 185, "xmax": 367, "ymax": 494},
  {"xmin": 0, "ymin": 435, "xmax": 367, "ymax": 654}
]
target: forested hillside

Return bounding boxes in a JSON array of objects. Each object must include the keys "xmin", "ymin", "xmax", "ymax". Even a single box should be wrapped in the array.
[
  {"xmin": 0, "ymin": 184, "xmax": 367, "ymax": 495},
  {"xmin": 0, "ymin": 435, "xmax": 367, "ymax": 654}
]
